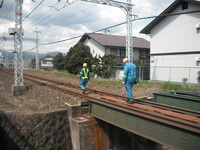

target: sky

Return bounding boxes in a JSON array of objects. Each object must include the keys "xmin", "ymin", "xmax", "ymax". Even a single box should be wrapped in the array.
[{"xmin": 0, "ymin": 0, "xmax": 175, "ymax": 54}]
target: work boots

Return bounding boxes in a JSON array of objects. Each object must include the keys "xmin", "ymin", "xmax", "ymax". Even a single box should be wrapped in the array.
[
  {"xmin": 82, "ymin": 89, "xmax": 86, "ymax": 94},
  {"xmin": 126, "ymin": 98, "xmax": 134, "ymax": 104}
]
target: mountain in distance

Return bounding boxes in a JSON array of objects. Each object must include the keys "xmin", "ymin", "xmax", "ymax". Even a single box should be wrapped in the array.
[{"xmin": 0, "ymin": 50, "xmax": 66, "ymax": 61}]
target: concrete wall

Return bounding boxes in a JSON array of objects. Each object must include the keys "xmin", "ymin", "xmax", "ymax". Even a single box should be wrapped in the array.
[
  {"xmin": 0, "ymin": 109, "xmax": 72, "ymax": 150},
  {"xmin": 0, "ymin": 106, "xmax": 165, "ymax": 150}
]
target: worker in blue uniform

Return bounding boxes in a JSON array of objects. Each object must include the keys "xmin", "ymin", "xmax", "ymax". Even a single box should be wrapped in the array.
[
  {"xmin": 80, "ymin": 63, "xmax": 90, "ymax": 94},
  {"xmin": 122, "ymin": 58, "xmax": 138, "ymax": 104}
]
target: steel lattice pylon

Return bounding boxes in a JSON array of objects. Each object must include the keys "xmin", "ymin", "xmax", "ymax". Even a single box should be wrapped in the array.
[
  {"xmin": 12, "ymin": 0, "xmax": 133, "ymax": 86},
  {"xmin": 78, "ymin": 0, "xmax": 134, "ymax": 62},
  {"xmin": 126, "ymin": 0, "xmax": 133, "ymax": 62},
  {"xmin": 14, "ymin": 0, "xmax": 23, "ymax": 85}
]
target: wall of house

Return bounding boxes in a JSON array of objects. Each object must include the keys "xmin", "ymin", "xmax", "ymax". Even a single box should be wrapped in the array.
[
  {"xmin": 150, "ymin": 2, "xmax": 200, "ymax": 84},
  {"xmin": 83, "ymin": 38, "xmax": 105, "ymax": 57},
  {"xmin": 150, "ymin": 54, "xmax": 200, "ymax": 83},
  {"xmin": 151, "ymin": 3, "xmax": 200, "ymax": 54}
]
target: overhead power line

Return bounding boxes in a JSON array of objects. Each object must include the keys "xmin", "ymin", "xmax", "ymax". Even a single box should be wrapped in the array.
[
  {"xmin": 0, "ymin": 1, "xmax": 15, "ymax": 26},
  {"xmin": 22, "ymin": 0, "xmax": 45, "ymax": 22},
  {"xmin": 24, "ymin": 0, "xmax": 71, "ymax": 32},
  {"xmin": 24, "ymin": 1, "xmax": 60, "ymax": 31},
  {"xmin": 24, "ymin": 9, "xmax": 200, "ymax": 53},
  {"xmin": 40, "ymin": 10, "xmax": 200, "ymax": 45},
  {"xmin": 39, "ymin": 3, "xmax": 98, "ymax": 34}
]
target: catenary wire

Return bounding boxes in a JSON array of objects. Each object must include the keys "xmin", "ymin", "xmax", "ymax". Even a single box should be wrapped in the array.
[
  {"xmin": 22, "ymin": 0, "xmax": 45, "ymax": 22},
  {"xmin": 33, "ymin": 10, "xmax": 200, "ymax": 47},
  {"xmin": 0, "ymin": 1, "xmax": 15, "ymax": 25},
  {"xmin": 39, "ymin": 3, "xmax": 99, "ymax": 34},
  {"xmin": 23, "ymin": 0, "xmax": 63, "ymax": 31},
  {"xmin": 6, "ymin": 9, "xmax": 200, "ymax": 54}
]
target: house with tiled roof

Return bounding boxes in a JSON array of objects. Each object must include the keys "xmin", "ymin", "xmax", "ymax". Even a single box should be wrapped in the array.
[
  {"xmin": 140, "ymin": 0, "xmax": 200, "ymax": 84},
  {"xmin": 40, "ymin": 55, "xmax": 54, "ymax": 71},
  {"xmin": 79, "ymin": 33, "xmax": 150, "ymax": 65}
]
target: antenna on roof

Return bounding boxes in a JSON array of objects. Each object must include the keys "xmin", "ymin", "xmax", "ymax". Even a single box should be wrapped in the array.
[{"xmin": 104, "ymin": 29, "xmax": 110, "ymax": 34}]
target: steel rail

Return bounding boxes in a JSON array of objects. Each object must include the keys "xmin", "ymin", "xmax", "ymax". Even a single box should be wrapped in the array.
[
  {"xmin": 23, "ymin": 72, "xmax": 200, "ymax": 115},
  {"xmin": 23, "ymin": 71, "xmax": 200, "ymax": 116},
  {"xmin": 1, "ymin": 68, "xmax": 200, "ymax": 134},
  {"xmin": 1, "ymin": 68, "xmax": 200, "ymax": 117},
  {"xmin": 21, "ymin": 75, "xmax": 200, "ymax": 134}
]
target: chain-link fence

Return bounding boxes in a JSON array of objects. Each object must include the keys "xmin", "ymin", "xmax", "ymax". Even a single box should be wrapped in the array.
[{"xmin": 112, "ymin": 66, "xmax": 200, "ymax": 84}]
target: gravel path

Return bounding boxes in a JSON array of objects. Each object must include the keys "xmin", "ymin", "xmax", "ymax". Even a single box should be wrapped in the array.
[{"xmin": 0, "ymin": 70, "xmax": 164, "ymax": 112}]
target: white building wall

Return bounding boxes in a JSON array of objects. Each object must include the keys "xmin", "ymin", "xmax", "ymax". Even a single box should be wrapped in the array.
[
  {"xmin": 151, "ymin": 54, "xmax": 200, "ymax": 83},
  {"xmin": 151, "ymin": 3, "xmax": 200, "ymax": 54},
  {"xmin": 150, "ymin": 3, "xmax": 200, "ymax": 84},
  {"xmin": 83, "ymin": 38, "xmax": 105, "ymax": 57}
]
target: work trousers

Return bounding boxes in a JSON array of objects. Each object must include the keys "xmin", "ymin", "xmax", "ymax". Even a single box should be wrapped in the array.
[
  {"xmin": 80, "ymin": 78, "xmax": 89, "ymax": 90},
  {"xmin": 125, "ymin": 80, "xmax": 134, "ymax": 99}
]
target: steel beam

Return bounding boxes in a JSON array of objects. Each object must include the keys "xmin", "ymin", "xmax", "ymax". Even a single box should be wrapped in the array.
[
  {"xmin": 153, "ymin": 92, "xmax": 200, "ymax": 111},
  {"xmin": 89, "ymin": 102, "xmax": 200, "ymax": 150}
]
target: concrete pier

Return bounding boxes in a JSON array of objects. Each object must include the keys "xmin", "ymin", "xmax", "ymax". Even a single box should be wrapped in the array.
[{"xmin": 11, "ymin": 85, "xmax": 27, "ymax": 96}]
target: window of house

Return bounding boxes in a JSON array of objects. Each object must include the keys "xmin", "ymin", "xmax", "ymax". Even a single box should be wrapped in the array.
[
  {"xmin": 182, "ymin": 2, "xmax": 188, "ymax": 10},
  {"xmin": 197, "ymin": 61, "xmax": 200, "ymax": 66},
  {"xmin": 110, "ymin": 48, "xmax": 118, "ymax": 56},
  {"xmin": 139, "ymin": 50, "xmax": 149, "ymax": 58},
  {"xmin": 139, "ymin": 50, "xmax": 150, "ymax": 64},
  {"xmin": 120, "ymin": 49, "xmax": 125, "ymax": 58}
]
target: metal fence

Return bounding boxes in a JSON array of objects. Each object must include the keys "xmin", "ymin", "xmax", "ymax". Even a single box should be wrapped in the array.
[{"xmin": 112, "ymin": 66, "xmax": 200, "ymax": 84}]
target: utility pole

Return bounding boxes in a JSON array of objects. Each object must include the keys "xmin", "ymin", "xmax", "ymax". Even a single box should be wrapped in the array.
[
  {"xmin": 104, "ymin": 28, "xmax": 110, "ymax": 34},
  {"xmin": 5, "ymin": 53, "xmax": 9, "ymax": 68},
  {"xmin": 14, "ymin": 0, "xmax": 23, "ymax": 85},
  {"xmin": 33, "ymin": 27, "xmax": 41, "ymax": 70},
  {"xmin": 126, "ymin": 0, "xmax": 133, "ymax": 62},
  {"xmin": 8, "ymin": 0, "xmax": 26, "ymax": 96}
]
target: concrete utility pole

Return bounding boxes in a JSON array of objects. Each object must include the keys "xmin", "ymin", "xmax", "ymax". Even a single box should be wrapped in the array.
[{"xmin": 33, "ymin": 27, "xmax": 41, "ymax": 70}]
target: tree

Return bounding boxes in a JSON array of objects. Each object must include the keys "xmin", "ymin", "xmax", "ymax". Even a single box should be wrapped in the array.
[
  {"xmin": 93, "ymin": 54, "xmax": 117, "ymax": 78},
  {"xmin": 65, "ymin": 42, "xmax": 93, "ymax": 75},
  {"xmin": 133, "ymin": 59, "xmax": 145, "ymax": 66},
  {"xmin": 29, "ymin": 58, "xmax": 35, "ymax": 69},
  {"xmin": 53, "ymin": 53, "xmax": 65, "ymax": 70}
]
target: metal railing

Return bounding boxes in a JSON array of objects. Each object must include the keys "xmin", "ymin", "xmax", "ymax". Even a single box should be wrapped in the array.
[{"xmin": 112, "ymin": 66, "xmax": 200, "ymax": 84}]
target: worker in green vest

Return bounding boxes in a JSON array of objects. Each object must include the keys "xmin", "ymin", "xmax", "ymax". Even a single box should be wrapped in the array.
[{"xmin": 80, "ymin": 63, "xmax": 90, "ymax": 94}]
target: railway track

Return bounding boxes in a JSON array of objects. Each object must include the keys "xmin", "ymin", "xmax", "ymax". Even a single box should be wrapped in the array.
[
  {"xmin": 24, "ymin": 72, "xmax": 200, "ymax": 117},
  {"xmin": 2, "ymin": 68, "xmax": 200, "ymax": 116},
  {"xmin": 1, "ymin": 68, "xmax": 200, "ymax": 134}
]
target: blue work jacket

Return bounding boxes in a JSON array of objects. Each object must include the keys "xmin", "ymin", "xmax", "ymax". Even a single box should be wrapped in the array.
[{"xmin": 122, "ymin": 62, "xmax": 137, "ymax": 83}]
